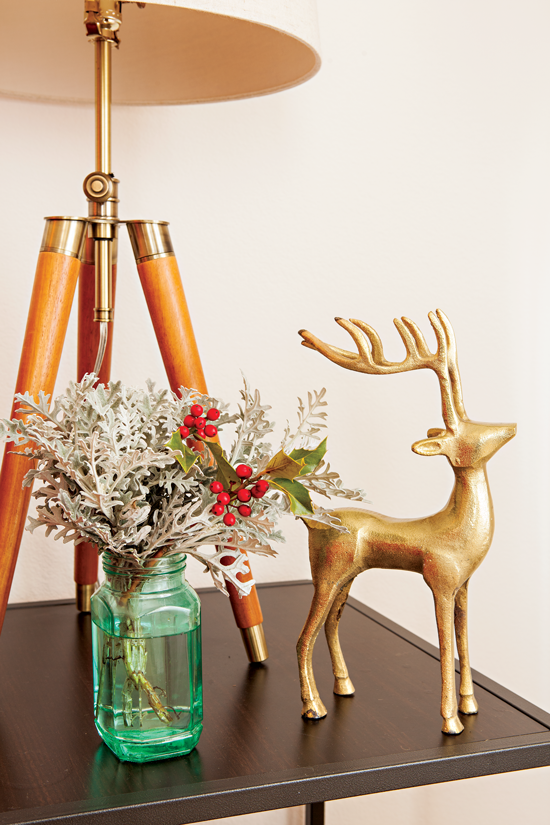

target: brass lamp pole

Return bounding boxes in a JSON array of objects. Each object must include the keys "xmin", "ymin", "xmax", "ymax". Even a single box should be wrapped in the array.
[{"xmin": 74, "ymin": 1, "xmax": 120, "ymax": 612}]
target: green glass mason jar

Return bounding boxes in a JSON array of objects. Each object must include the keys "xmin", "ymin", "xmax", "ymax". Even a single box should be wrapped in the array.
[{"xmin": 91, "ymin": 552, "xmax": 203, "ymax": 763}]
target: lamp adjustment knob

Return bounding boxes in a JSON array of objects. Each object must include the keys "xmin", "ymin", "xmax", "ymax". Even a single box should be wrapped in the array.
[{"xmin": 83, "ymin": 172, "xmax": 114, "ymax": 202}]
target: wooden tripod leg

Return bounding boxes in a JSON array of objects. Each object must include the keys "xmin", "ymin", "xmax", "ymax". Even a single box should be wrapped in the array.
[
  {"xmin": 127, "ymin": 220, "xmax": 268, "ymax": 663},
  {"xmin": 0, "ymin": 218, "xmax": 85, "ymax": 634},
  {"xmin": 74, "ymin": 237, "xmax": 117, "ymax": 612}
]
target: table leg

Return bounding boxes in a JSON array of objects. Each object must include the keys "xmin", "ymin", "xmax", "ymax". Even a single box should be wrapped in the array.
[{"xmin": 305, "ymin": 800, "xmax": 325, "ymax": 825}]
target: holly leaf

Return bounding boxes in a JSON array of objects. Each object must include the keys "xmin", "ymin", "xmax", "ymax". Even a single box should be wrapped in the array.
[
  {"xmin": 208, "ymin": 441, "xmax": 240, "ymax": 489},
  {"xmin": 166, "ymin": 431, "xmax": 199, "ymax": 473},
  {"xmin": 290, "ymin": 437, "xmax": 328, "ymax": 475},
  {"xmin": 264, "ymin": 449, "xmax": 302, "ymax": 481},
  {"xmin": 269, "ymin": 477, "xmax": 315, "ymax": 515}
]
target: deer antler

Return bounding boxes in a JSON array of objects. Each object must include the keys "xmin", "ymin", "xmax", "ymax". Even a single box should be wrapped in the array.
[{"xmin": 299, "ymin": 310, "xmax": 465, "ymax": 430}]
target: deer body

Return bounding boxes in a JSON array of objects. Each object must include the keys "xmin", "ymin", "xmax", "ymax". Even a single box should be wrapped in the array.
[{"xmin": 297, "ymin": 311, "xmax": 515, "ymax": 734}]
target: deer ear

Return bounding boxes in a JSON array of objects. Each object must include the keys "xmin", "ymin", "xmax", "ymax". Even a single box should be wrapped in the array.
[
  {"xmin": 427, "ymin": 428, "xmax": 446, "ymax": 438},
  {"xmin": 412, "ymin": 438, "xmax": 445, "ymax": 456}
]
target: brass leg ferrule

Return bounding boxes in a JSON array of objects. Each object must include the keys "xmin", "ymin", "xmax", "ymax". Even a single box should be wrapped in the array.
[
  {"xmin": 76, "ymin": 582, "xmax": 97, "ymax": 613},
  {"xmin": 240, "ymin": 623, "xmax": 268, "ymax": 663},
  {"xmin": 127, "ymin": 220, "xmax": 173, "ymax": 263}
]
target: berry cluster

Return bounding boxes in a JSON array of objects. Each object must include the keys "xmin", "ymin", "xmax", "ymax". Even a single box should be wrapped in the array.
[
  {"xmin": 179, "ymin": 404, "xmax": 220, "ymax": 440},
  {"xmin": 209, "ymin": 463, "xmax": 270, "ymax": 526}
]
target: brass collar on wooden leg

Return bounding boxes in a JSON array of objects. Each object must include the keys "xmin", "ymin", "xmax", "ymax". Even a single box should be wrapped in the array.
[
  {"xmin": 76, "ymin": 582, "xmax": 98, "ymax": 613},
  {"xmin": 127, "ymin": 220, "xmax": 174, "ymax": 263},
  {"xmin": 240, "ymin": 623, "xmax": 268, "ymax": 663}
]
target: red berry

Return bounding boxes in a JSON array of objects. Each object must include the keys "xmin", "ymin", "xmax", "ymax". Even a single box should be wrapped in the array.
[
  {"xmin": 255, "ymin": 479, "xmax": 270, "ymax": 494},
  {"xmin": 251, "ymin": 486, "xmax": 266, "ymax": 498},
  {"xmin": 223, "ymin": 512, "xmax": 236, "ymax": 526},
  {"xmin": 196, "ymin": 429, "xmax": 206, "ymax": 439},
  {"xmin": 237, "ymin": 488, "xmax": 252, "ymax": 502},
  {"xmin": 179, "ymin": 425, "xmax": 190, "ymax": 438},
  {"xmin": 207, "ymin": 408, "xmax": 220, "ymax": 421},
  {"xmin": 236, "ymin": 464, "xmax": 253, "ymax": 479},
  {"xmin": 210, "ymin": 481, "xmax": 223, "ymax": 493},
  {"xmin": 217, "ymin": 492, "xmax": 231, "ymax": 505},
  {"xmin": 204, "ymin": 424, "xmax": 218, "ymax": 438},
  {"xmin": 238, "ymin": 504, "xmax": 252, "ymax": 517},
  {"xmin": 183, "ymin": 415, "xmax": 195, "ymax": 428},
  {"xmin": 190, "ymin": 404, "xmax": 204, "ymax": 417},
  {"xmin": 211, "ymin": 503, "xmax": 224, "ymax": 516},
  {"xmin": 194, "ymin": 417, "xmax": 206, "ymax": 429}
]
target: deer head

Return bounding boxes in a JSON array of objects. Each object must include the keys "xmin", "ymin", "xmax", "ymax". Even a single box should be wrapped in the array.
[{"xmin": 299, "ymin": 309, "xmax": 516, "ymax": 469}]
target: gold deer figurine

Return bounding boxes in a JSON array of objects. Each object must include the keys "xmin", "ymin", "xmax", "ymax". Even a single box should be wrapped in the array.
[{"xmin": 297, "ymin": 310, "xmax": 516, "ymax": 734}]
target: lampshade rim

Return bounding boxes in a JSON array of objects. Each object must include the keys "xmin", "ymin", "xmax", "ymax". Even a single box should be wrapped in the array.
[
  {"xmin": 0, "ymin": 16, "xmax": 322, "ymax": 107},
  {"xmin": 0, "ymin": 57, "xmax": 320, "ymax": 106}
]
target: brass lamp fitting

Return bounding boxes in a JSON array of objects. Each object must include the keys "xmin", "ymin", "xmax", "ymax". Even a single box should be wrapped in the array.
[
  {"xmin": 40, "ymin": 217, "xmax": 88, "ymax": 259},
  {"xmin": 240, "ymin": 624, "xmax": 269, "ymax": 664},
  {"xmin": 127, "ymin": 220, "xmax": 174, "ymax": 263},
  {"xmin": 84, "ymin": 174, "xmax": 119, "ymax": 323},
  {"xmin": 84, "ymin": 0, "xmax": 122, "ymax": 45},
  {"xmin": 76, "ymin": 582, "xmax": 97, "ymax": 613},
  {"xmin": 84, "ymin": 171, "xmax": 115, "ymax": 203}
]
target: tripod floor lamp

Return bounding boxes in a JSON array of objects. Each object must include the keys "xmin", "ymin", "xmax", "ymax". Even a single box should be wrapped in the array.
[{"xmin": 0, "ymin": 0, "xmax": 321, "ymax": 661}]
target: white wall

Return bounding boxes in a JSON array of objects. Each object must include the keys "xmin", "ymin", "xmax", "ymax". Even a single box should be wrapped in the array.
[{"xmin": 1, "ymin": 1, "xmax": 549, "ymax": 823}]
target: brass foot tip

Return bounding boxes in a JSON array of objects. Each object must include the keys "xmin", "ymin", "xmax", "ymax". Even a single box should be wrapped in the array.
[
  {"xmin": 240, "ymin": 623, "xmax": 268, "ymax": 663},
  {"xmin": 76, "ymin": 582, "xmax": 98, "ymax": 613}
]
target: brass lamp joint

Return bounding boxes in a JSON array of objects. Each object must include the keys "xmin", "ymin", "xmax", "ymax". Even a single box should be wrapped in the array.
[
  {"xmin": 84, "ymin": 0, "xmax": 122, "ymax": 45},
  {"xmin": 84, "ymin": 173, "xmax": 120, "ymax": 232},
  {"xmin": 84, "ymin": 171, "xmax": 115, "ymax": 202}
]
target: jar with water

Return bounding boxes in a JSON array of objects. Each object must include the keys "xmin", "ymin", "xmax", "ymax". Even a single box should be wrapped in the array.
[{"xmin": 91, "ymin": 552, "xmax": 203, "ymax": 763}]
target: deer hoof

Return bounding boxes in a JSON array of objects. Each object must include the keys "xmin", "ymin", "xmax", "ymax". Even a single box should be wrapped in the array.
[
  {"xmin": 459, "ymin": 694, "xmax": 479, "ymax": 715},
  {"xmin": 334, "ymin": 676, "xmax": 355, "ymax": 696},
  {"xmin": 441, "ymin": 715, "xmax": 464, "ymax": 735},
  {"xmin": 301, "ymin": 698, "xmax": 327, "ymax": 720}
]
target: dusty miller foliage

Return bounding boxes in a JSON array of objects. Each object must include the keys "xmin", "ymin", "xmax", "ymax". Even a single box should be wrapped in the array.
[{"xmin": 0, "ymin": 375, "xmax": 365, "ymax": 596}]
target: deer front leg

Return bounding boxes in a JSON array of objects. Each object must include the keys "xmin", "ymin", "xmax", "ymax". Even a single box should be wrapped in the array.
[
  {"xmin": 433, "ymin": 590, "xmax": 463, "ymax": 735},
  {"xmin": 297, "ymin": 584, "xmax": 339, "ymax": 719},
  {"xmin": 325, "ymin": 579, "xmax": 355, "ymax": 696},
  {"xmin": 454, "ymin": 579, "xmax": 479, "ymax": 716}
]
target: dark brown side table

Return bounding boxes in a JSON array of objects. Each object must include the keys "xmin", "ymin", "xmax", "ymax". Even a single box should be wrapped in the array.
[{"xmin": 1, "ymin": 580, "xmax": 549, "ymax": 825}]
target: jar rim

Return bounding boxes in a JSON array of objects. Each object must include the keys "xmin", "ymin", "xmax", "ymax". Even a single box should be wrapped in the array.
[{"xmin": 102, "ymin": 551, "xmax": 187, "ymax": 576}]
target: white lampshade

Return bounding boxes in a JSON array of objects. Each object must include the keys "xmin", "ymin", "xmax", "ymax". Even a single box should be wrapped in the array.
[{"xmin": 0, "ymin": 0, "xmax": 321, "ymax": 105}]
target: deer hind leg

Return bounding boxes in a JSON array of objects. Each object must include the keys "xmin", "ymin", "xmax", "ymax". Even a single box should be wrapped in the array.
[
  {"xmin": 297, "ymin": 582, "xmax": 342, "ymax": 719},
  {"xmin": 432, "ymin": 590, "xmax": 464, "ymax": 734},
  {"xmin": 454, "ymin": 579, "xmax": 479, "ymax": 716},
  {"xmin": 325, "ymin": 579, "xmax": 355, "ymax": 696}
]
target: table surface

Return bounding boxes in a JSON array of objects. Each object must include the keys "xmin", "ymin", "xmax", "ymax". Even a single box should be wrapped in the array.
[{"xmin": 1, "ymin": 580, "xmax": 549, "ymax": 825}]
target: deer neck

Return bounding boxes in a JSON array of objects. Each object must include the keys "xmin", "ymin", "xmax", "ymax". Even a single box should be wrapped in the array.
[{"xmin": 446, "ymin": 463, "xmax": 494, "ymax": 543}]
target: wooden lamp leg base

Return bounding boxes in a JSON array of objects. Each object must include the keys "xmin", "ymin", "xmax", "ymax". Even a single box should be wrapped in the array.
[{"xmin": 226, "ymin": 567, "xmax": 268, "ymax": 663}]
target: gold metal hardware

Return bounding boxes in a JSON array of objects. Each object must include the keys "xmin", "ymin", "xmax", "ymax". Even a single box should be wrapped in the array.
[
  {"xmin": 40, "ymin": 217, "xmax": 88, "ymax": 259},
  {"xmin": 76, "ymin": 582, "xmax": 97, "ymax": 612},
  {"xmin": 84, "ymin": 1, "xmax": 122, "ymax": 45},
  {"xmin": 240, "ymin": 623, "xmax": 268, "ymax": 663},
  {"xmin": 82, "ymin": 235, "xmax": 118, "ymax": 266},
  {"xmin": 95, "ymin": 39, "xmax": 112, "ymax": 174},
  {"xmin": 83, "ymin": 172, "xmax": 115, "ymax": 202},
  {"xmin": 82, "ymin": 24, "xmax": 118, "ymax": 326},
  {"xmin": 94, "ymin": 239, "xmax": 114, "ymax": 322},
  {"xmin": 127, "ymin": 220, "xmax": 174, "ymax": 263},
  {"xmin": 297, "ymin": 310, "xmax": 516, "ymax": 735}
]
